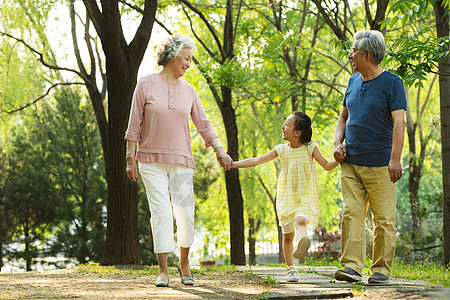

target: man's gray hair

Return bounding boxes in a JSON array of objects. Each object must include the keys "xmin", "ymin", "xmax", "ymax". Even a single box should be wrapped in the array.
[
  {"xmin": 354, "ymin": 30, "xmax": 386, "ymax": 65},
  {"xmin": 157, "ymin": 34, "xmax": 195, "ymax": 66}
]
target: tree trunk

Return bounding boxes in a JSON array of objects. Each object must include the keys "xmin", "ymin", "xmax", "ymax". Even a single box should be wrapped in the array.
[
  {"xmin": 24, "ymin": 221, "xmax": 31, "ymax": 271},
  {"xmin": 434, "ymin": 0, "xmax": 450, "ymax": 267},
  {"xmin": 101, "ymin": 69, "xmax": 140, "ymax": 265},
  {"xmin": 221, "ymin": 85, "xmax": 246, "ymax": 265},
  {"xmin": 81, "ymin": 0, "xmax": 157, "ymax": 265},
  {"xmin": 0, "ymin": 240, "xmax": 3, "ymax": 271},
  {"xmin": 248, "ymin": 218, "xmax": 260, "ymax": 265}
]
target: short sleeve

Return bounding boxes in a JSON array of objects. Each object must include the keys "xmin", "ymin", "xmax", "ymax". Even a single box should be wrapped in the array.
[
  {"xmin": 389, "ymin": 77, "xmax": 407, "ymax": 112},
  {"xmin": 274, "ymin": 144, "xmax": 284, "ymax": 157},
  {"xmin": 307, "ymin": 142, "xmax": 318, "ymax": 158}
]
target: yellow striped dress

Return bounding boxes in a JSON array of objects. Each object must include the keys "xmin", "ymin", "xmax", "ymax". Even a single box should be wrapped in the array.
[{"xmin": 274, "ymin": 142, "xmax": 319, "ymax": 227}]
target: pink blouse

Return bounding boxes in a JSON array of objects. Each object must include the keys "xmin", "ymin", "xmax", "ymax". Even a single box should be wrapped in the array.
[{"xmin": 124, "ymin": 73, "xmax": 218, "ymax": 168}]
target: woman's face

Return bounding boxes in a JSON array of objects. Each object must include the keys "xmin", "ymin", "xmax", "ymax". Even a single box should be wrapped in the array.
[{"xmin": 170, "ymin": 47, "xmax": 192, "ymax": 78}]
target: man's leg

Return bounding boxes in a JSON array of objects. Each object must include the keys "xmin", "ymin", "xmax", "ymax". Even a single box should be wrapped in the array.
[
  {"xmin": 364, "ymin": 166, "xmax": 396, "ymax": 279},
  {"xmin": 339, "ymin": 163, "xmax": 368, "ymax": 274}
]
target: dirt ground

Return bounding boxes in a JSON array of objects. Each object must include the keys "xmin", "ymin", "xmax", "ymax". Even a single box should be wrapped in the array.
[{"xmin": 0, "ymin": 266, "xmax": 270, "ymax": 299}]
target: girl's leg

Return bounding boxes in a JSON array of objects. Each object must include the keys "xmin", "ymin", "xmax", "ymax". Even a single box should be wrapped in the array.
[
  {"xmin": 293, "ymin": 216, "xmax": 310, "ymax": 262},
  {"xmin": 282, "ymin": 221, "xmax": 299, "ymax": 282},
  {"xmin": 283, "ymin": 231, "xmax": 295, "ymax": 267},
  {"xmin": 156, "ymin": 253, "xmax": 169, "ymax": 280},
  {"xmin": 294, "ymin": 216, "xmax": 308, "ymax": 239}
]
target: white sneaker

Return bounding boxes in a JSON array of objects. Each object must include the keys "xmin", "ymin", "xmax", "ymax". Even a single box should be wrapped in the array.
[
  {"xmin": 286, "ymin": 270, "xmax": 299, "ymax": 283},
  {"xmin": 293, "ymin": 236, "xmax": 310, "ymax": 261}
]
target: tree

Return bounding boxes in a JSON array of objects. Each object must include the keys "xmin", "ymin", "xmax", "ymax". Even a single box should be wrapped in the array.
[
  {"xmin": 433, "ymin": 0, "xmax": 450, "ymax": 266},
  {"xmin": 77, "ymin": 0, "xmax": 158, "ymax": 265},
  {"xmin": 1, "ymin": 0, "xmax": 159, "ymax": 265},
  {"xmin": 4, "ymin": 131, "xmax": 59, "ymax": 271},
  {"xmin": 36, "ymin": 87, "xmax": 107, "ymax": 264},
  {"xmin": 176, "ymin": 0, "xmax": 246, "ymax": 264}
]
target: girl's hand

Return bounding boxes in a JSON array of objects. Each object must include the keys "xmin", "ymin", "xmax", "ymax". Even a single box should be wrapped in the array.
[
  {"xmin": 216, "ymin": 149, "xmax": 232, "ymax": 171},
  {"xmin": 126, "ymin": 157, "xmax": 138, "ymax": 181}
]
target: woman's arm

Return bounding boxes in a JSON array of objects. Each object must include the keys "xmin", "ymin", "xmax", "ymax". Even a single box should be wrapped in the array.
[
  {"xmin": 232, "ymin": 149, "xmax": 278, "ymax": 168},
  {"xmin": 209, "ymin": 137, "xmax": 232, "ymax": 170},
  {"xmin": 312, "ymin": 147, "xmax": 339, "ymax": 171}
]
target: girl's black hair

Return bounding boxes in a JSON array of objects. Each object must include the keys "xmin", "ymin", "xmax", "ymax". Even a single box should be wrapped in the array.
[{"xmin": 292, "ymin": 111, "xmax": 312, "ymax": 144}]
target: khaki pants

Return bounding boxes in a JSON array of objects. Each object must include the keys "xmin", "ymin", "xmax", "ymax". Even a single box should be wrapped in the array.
[{"xmin": 340, "ymin": 163, "xmax": 396, "ymax": 276}]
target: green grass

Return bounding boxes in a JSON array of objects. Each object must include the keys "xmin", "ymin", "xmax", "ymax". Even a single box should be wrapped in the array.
[
  {"xmin": 78, "ymin": 259, "xmax": 450, "ymax": 287},
  {"xmin": 391, "ymin": 259, "xmax": 450, "ymax": 287},
  {"xmin": 77, "ymin": 262, "xmax": 238, "ymax": 276},
  {"xmin": 302, "ymin": 257, "xmax": 450, "ymax": 287}
]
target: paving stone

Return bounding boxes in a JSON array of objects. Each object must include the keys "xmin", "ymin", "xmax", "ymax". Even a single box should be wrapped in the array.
[{"xmin": 238, "ymin": 265, "xmax": 450, "ymax": 300}]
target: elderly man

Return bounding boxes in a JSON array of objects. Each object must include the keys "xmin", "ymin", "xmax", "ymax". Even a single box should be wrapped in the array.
[{"xmin": 333, "ymin": 30, "xmax": 406, "ymax": 284}]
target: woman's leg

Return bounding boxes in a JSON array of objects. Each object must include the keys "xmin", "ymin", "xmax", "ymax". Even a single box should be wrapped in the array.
[
  {"xmin": 167, "ymin": 165, "xmax": 195, "ymax": 275},
  {"xmin": 179, "ymin": 246, "xmax": 191, "ymax": 275},
  {"xmin": 156, "ymin": 253, "xmax": 169, "ymax": 280},
  {"xmin": 139, "ymin": 162, "xmax": 175, "ymax": 280}
]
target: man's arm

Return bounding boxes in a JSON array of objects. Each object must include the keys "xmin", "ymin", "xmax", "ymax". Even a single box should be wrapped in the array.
[
  {"xmin": 334, "ymin": 106, "xmax": 348, "ymax": 162},
  {"xmin": 389, "ymin": 109, "xmax": 406, "ymax": 183}
]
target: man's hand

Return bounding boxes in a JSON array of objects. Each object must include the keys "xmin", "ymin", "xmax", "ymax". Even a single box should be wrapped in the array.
[
  {"xmin": 333, "ymin": 144, "xmax": 347, "ymax": 163},
  {"xmin": 388, "ymin": 160, "xmax": 402, "ymax": 183}
]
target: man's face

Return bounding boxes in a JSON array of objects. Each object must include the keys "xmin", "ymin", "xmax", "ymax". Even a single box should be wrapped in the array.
[{"xmin": 348, "ymin": 40, "xmax": 366, "ymax": 72}]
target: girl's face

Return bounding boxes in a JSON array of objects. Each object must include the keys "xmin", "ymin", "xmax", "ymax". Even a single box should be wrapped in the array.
[{"xmin": 281, "ymin": 115, "xmax": 301, "ymax": 142}]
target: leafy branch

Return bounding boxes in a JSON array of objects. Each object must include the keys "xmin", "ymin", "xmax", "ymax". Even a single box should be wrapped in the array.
[{"xmin": 1, "ymin": 82, "xmax": 85, "ymax": 114}]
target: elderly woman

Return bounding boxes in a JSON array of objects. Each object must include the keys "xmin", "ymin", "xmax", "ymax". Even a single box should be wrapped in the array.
[{"xmin": 124, "ymin": 34, "xmax": 232, "ymax": 287}]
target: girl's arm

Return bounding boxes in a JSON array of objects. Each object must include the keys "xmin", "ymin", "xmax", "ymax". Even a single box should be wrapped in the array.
[
  {"xmin": 312, "ymin": 147, "xmax": 339, "ymax": 171},
  {"xmin": 232, "ymin": 149, "xmax": 278, "ymax": 168}
]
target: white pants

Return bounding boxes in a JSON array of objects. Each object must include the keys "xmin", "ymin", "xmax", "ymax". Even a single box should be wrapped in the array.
[{"xmin": 139, "ymin": 162, "xmax": 195, "ymax": 254}]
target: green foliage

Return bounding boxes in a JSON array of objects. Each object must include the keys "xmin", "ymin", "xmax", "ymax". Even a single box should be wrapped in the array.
[
  {"xmin": 384, "ymin": 32, "xmax": 450, "ymax": 87},
  {"xmin": 3, "ymin": 124, "xmax": 60, "ymax": 271},
  {"xmin": 262, "ymin": 274, "xmax": 279, "ymax": 285},
  {"xmin": 33, "ymin": 87, "xmax": 106, "ymax": 264}
]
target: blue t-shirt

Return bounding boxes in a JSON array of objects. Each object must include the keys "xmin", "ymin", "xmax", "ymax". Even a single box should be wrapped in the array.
[{"xmin": 343, "ymin": 71, "xmax": 407, "ymax": 167}]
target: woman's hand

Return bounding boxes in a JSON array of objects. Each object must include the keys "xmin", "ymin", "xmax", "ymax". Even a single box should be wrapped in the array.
[
  {"xmin": 216, "ymin": 149, "xmax": 232, "ymax": 171},
  {"xmin": 126, "ymin": 156, "xmax": 138, "ymax": 181}
]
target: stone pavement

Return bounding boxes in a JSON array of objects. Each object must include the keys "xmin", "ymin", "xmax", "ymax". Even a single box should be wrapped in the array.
[{"xmin": 238, "ymin": 265, "xmax": 450, "ymax": 299}]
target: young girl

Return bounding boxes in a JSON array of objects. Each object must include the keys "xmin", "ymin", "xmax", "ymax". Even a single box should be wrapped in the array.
[{"xmin": 232, "ymin": 111, "xmax": 339, "ymax": 283}]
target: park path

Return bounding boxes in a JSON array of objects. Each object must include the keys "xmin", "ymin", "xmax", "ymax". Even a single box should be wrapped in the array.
[
  {"xmin": 239, "ymin": 265, "xmax": 450, "ymax": 299},
  {"xmin": 1, "ymin": 264, "xmax": 449, "ymax": 299}
]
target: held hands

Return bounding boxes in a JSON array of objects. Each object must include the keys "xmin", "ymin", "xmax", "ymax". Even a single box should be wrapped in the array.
[
  {"xmin": 126, "ymin": 156, "xmax": 138, "ymax": 181},
  {"xmin": 333, "ymin": 144, "xmax": 347, "ymax": 163},
  {"xmin": 215, "ymin": 148, "xmax": 232, "ymax": 171}
]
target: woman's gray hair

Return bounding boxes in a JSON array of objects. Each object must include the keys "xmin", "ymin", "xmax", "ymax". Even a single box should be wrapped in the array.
[
  {"xmin": 157, "ymin": 34, "xmax": 195, "ymax": 66},
  {"xmin": 354, "ymin": 30, "xmax": 386, "ymax": 65}
]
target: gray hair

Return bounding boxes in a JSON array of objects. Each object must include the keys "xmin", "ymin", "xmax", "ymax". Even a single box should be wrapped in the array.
[
  {"xmin": 354, "ymin": 30, "xmax": 386, "ymax": 65},
  {"xmin": 157, "ymin": 34, "xmax": 195, "ymax": 66}
]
